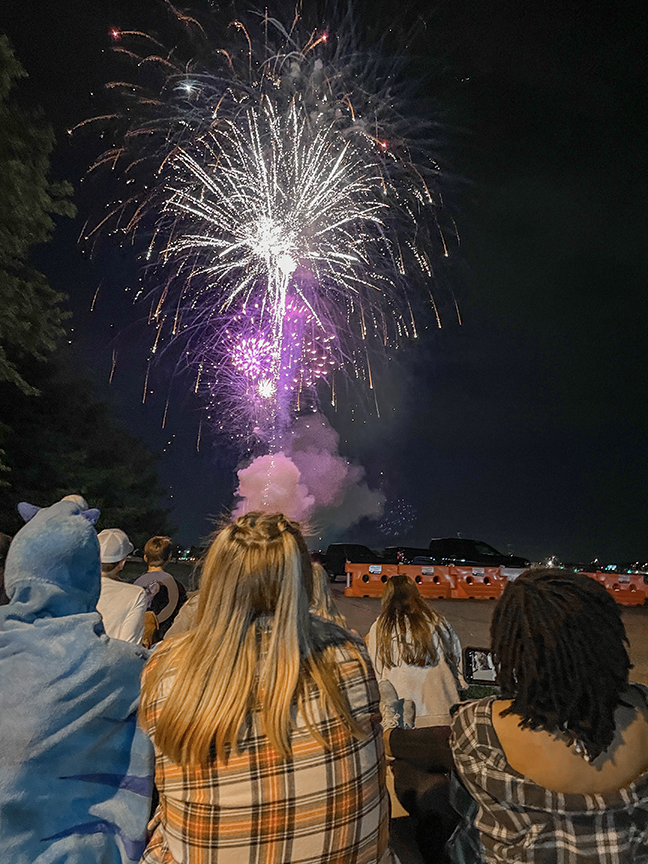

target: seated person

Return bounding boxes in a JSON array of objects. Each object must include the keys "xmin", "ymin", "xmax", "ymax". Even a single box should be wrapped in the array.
[
  {"xmin": 139, "ymin": 512, "xmax": 392, "ymax": 863},
  {"xmin": 310, "ymin": 557, "xmax": 350, "ymax": 629},
  {"xmin": 386, "ymin": 724, "xmax": 459, "ymax": 864},
  {"xmin": 450, "ymin": 568, "xmax": 648, "ymax": 864},
  {"xmin": 164, "ymin": 589, "xmax": 199, "ymax": 638},
  {"xmin": 0, "ymin": 497, "xmax": 153, "ymax": 863},
  {"xmin": 367, "ymin": 574, "xmax": 463, "ymax": 727},
  {"xmin": 97, "ymin": 528, "xmax": 147, "ymax": 644},
  {"xmin": 135, "ymin": 535, "xmax": 186, "ymax": 637}
]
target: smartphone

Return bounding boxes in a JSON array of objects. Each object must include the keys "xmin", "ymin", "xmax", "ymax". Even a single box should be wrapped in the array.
[{"xmin": 464, "ymin": 647, "xmax": 497, "ymax": 685}]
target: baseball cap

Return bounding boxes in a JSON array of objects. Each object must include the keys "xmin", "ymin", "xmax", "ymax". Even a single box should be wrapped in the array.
[{"xmin": 97, "ymin": 528, "xmax": 135, "ymax": 564}]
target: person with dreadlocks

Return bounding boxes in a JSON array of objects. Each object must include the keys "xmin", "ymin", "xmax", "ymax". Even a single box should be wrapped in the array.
[
  {"xmin": 449, "ymin": 568, "xmax": 648, "ymax": 864},
  {"xmin": 139, "ymin": 512, "xmax": 392, "ymax": 864}
]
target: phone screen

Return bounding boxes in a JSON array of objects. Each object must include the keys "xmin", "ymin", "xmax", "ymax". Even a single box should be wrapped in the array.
[{"xmin": 464, "ymin": 648, "xmax": 497, "ymax": 684}]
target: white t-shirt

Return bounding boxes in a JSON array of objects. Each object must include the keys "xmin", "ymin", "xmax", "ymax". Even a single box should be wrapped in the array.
[{"xmin": 96, "ymin": 577, "xmax": 147, "ymax": 644}]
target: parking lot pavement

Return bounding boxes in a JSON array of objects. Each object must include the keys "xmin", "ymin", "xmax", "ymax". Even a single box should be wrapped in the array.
[{"xmin": 332, "ymin": 583, "xmax": 648, "ymax": 686}]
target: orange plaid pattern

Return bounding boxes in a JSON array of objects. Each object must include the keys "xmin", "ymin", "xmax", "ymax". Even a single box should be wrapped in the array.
[{"xmin": 140, "ymin": 632, "xmax": 390, "ymax": 863}]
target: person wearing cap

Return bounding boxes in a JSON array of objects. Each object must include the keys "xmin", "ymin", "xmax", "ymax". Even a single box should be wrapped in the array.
[{"xmin": 97, "ymin": 528, "xmax": 147, "ymax": 644}]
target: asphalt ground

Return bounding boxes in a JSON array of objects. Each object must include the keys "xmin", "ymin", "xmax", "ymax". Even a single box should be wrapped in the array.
[{"xmin": 331, "ymin": 583, "xmax": 648, "ymax": 687}]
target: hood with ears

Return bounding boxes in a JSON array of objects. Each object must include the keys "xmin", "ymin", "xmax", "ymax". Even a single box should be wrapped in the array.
[{"xmin": 5, "ymin": 497, "xmax": 102, "ymax": 615}]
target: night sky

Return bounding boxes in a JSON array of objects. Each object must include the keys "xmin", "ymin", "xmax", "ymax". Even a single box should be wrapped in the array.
[{"xmin": 2, "ymin": 0, "xmax": 646, "ymax": 562}]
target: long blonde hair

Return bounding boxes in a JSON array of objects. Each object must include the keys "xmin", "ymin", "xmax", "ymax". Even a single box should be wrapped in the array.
[
  {"xmin": 140, "ymin": 512, "xmax": 366, "ymax": 765},
  {"xmin": 310, "ymin": 561, "xmax": 348, "ymax": 629},
  {"xmin": 375, "ymin": 573, "xmax": 452, "ymax": 669}
]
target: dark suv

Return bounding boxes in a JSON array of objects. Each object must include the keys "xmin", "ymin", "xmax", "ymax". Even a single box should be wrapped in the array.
[
  {"xmin": 425, "ymin": 538, "xmax": 530, "ymax": 568},
  {"xmin": 323, "ymin": 544, "xmax": 383, "ymax": 581}
]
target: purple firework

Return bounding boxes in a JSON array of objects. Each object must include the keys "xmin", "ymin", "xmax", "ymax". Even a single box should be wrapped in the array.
[{"xmin": 81, "ymin": 6, "xmax": 456, "ymax": 449}]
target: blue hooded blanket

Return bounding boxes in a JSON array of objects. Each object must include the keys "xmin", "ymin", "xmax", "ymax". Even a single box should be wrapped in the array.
[{"xmin": 0, "ymin": 498, "xmax": 154, "ymax": 863}]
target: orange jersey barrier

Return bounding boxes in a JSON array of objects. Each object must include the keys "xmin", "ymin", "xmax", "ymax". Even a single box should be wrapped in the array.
[
  {"xmin": 344, "ymin": 562, "xmax": 505, "ymax": 599},
  {"xmin": 344, "ymin": 562, "xmax": 399, "ymax": 597},
  {"xmin": 397, "ymin": 564, "xmax": 453, "ymax": 599},
  {"xmin": 582, "ymin": 570, "xmax": 648, "ymax": 607},
  {"xmin": 449, "ymin": 566, "xmax": 505, "ymax": 600},
  {"xmin": 344, "ymin": 561, "xmax": 647, "ymax": 606}
]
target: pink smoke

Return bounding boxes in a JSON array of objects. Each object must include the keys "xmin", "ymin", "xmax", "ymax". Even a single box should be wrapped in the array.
[
  {"xmin": 233, "ymin": 414, "xmax": 384, "ymax": 533},
  {"xmin": 232, "ymin": 452, "xmax": 314, "ymax": 521}
]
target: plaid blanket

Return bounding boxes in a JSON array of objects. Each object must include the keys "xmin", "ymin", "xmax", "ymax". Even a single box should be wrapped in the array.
[
  {"xmin": 141, "ymin": 629, "xmax": 390, "ymax": 864},
  {"xmin": 450, "ymin": 691, "xmax": 648, "ymax": 863}
]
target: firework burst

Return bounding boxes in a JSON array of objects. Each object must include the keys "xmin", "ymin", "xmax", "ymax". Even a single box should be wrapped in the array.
[{"xmin": 81, "ymin": 4, "xmax": 455, "ymax": 449}]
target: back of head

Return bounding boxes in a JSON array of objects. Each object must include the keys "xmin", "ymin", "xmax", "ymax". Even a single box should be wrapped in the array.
[
  {"xmin": 491, "ymin": 568, "xmax": 631, "ymax": 760},
  {"xmin": 4, "ymin": 498, "xmax": 101, "ymax": 614},
  {"xmin": 98, "ymin": 528, "xmax": 134, "ymax": 573},
  {"xmin": 381, "ymin": 572, "xmax": 422, "ymax": 610},
  {"xmin": 197, "ymin": 511, "xmax": 312, "ymax": 624},
  {"xmin": 376, "ymin": 574, "xmax": 447, "ymax": 668},
  {"xmin": 144, "ymin": 535, "xmax": 172, "ymax": 567},
  {"xmin": 142, "ymin": 512, "xmax": 365, "ymax": 764}
]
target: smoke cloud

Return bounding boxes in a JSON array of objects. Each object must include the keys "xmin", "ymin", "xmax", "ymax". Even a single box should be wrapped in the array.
[{"xmin": 233, "ymin": 414, "xmax": 385, "ymax": 537}]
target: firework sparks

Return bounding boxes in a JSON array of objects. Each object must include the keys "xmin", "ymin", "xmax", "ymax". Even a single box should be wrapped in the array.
[{"xmin": 84, "ymin": 6, "xmax": 454, "ymax": 449}]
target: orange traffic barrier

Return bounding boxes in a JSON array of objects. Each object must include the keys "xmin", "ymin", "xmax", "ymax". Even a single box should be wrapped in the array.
[
  {"xmin": 344, "ymin": 562, "xmax": 399, "ymax": 597},
  {"xmin": 583, "ymin": 571, "xmax": 647, "ymax": 607},
  {"xmin": 449, "ymin": 566, "xmax": 504, "ymax": 600},
  {"xmin": 398, "ymin": 564, "xmax": 453, "ymax": 599}
]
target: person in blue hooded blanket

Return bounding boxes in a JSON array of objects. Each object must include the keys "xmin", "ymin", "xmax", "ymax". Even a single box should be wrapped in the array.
[{"xmin": 0, "ymin": 496, "xmax": 154, "ymax": 863}]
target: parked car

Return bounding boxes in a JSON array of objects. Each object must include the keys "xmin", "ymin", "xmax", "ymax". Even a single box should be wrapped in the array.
[
  {"xmin": 382, "ymin": 546, "xmax": 434, "ymax": 565},
  {"xmin": 323, "ymin": 543, "xmax": 383, "ymax": 581},
  {"xmin": 426, "ymin": 538, "xmax": 530, "ymax": 569}
]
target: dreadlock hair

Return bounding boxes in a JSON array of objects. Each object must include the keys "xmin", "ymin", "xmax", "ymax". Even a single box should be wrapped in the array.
[
  {"xmin": 491, "ymin": 568, "xmax": 631, "ymax": 760},
  {"xmin": 375, "ymin": 573, "xmax": 454, "ymax": 669},
  {"xmin": 140, "ymin": 512, "xmax": 367, "ymax": 765}
]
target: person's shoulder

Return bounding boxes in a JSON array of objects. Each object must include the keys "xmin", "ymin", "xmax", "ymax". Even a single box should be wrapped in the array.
[
  {"xmin": 133, "ymin": 572, "xmax": 154, "ymax": 587},
  {"xmin": 451, "ymin": 696, "xmax": 496, "ymax": 739},
  {"xmin": 114, "ymin": 579, "xmax": 146, "ymax": 602},
  {"xmin": 631, "ymin": 682, "xmax": 648, "ymax": 703},
  {"xmin": 141, "ymin": 638, "xmax": 171, "ymax": 679},
  {"xmin": 331, "ymin": 637, "xmax": 375, "ymax": 691},
  {"xmin": 311, "ymin": 616, "xmax": 370, "ymax": 662}
]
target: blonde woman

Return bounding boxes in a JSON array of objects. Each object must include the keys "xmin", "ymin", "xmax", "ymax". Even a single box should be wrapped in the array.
[
  {"xmin": 139, "ymin": 512, "xmax": 391, "ymax": 864},
  {"xmin": 367, "ymin": 574, "xmax": 463, "ymax": 728}
]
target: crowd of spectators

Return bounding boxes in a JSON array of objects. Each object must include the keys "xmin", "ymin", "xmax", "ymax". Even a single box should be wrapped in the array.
[{"xmin": 0, "ymin": 495, "xmax": 647, "ymax": 863}]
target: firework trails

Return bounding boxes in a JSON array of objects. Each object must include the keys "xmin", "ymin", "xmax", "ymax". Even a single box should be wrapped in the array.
[{"xmin": 83, "ymin": 6, "xmax": 454, "ymax": 521}]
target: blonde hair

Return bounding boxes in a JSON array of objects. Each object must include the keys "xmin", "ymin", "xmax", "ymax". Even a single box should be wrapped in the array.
[
  {"xmin": 310, "ymin": 561, "xmax": 348, "ymax": 629},
  {"xmin": 140, "ymin": 512, "xmax": 366, "ymax": 765},
  {"xmin": 375, "ymin": 573, "xmax": 452, "ymax": 669}
]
